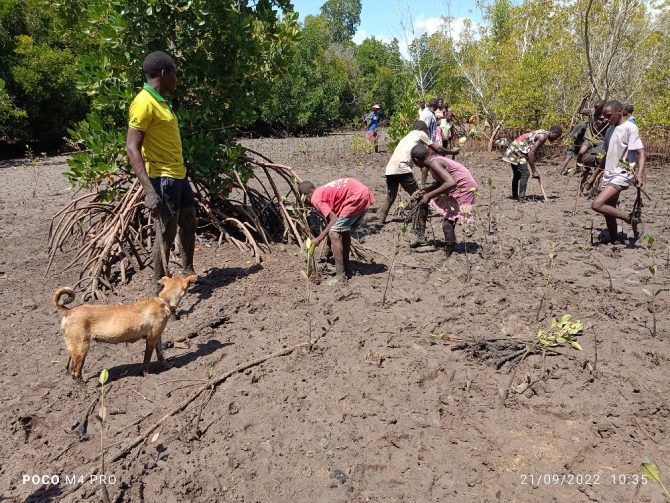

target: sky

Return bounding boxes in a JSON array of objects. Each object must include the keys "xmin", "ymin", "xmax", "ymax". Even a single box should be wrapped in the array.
[{"xmin": 289, "ymin": 0, "xmax": 487, "ymax": 51}]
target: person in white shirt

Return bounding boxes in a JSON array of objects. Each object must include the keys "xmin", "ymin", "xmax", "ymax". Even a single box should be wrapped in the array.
[
  {"xmin": 418, "ymin": 98, "xmax": 438, "ymax": 142},
  {"xmin": 591, "ymin": 100, "xmax": 646, "ymax": 243},
  {"xmin": 377, "ymin": 120, "xmax": 458, "ymax": 228}
]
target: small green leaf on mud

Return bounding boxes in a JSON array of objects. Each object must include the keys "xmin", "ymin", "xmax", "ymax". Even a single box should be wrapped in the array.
[
  {"xmin": 640, "ymin": 458, "xmax": 661, "ymax": 484},
  {"xmin": 99, "ymin": 368, "xmax": 109, "ymax": 385}
]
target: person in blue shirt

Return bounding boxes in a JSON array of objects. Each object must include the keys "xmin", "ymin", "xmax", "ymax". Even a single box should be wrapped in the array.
[{"xmin": 363, "ymin": 104, "xmax": 381, "ymax": 153}]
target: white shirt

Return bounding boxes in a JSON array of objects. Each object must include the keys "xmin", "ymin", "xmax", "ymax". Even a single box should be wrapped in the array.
[
  {"xmin": 419, "ymin": 108, "xmax": 437, "ymax": 141},
  {"xmin": 385, "ymin": 130, "xmax": 432, "ymax": 176},
  {"xmin": 603, "ymin": 121, "xmax": 643, "ymax": 187}
]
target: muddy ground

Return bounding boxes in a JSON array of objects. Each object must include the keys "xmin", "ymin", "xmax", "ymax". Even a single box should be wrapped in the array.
[{"xmin": 1, "ymin": 132, "xmax": 669, "ymax": 503}]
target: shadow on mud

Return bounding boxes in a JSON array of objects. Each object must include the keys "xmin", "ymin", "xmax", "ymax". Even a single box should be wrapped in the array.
[
  {"xmin": 23, "ymin": 484, "xmax": 62, "ymax": 502},
  {"xmin": 183, "ymin": 264, "xmax": 263, "ymax": 314},
  {"xmin": 105, "ymin": 339, "xmax": 230, "ymax": 382},
  {"xmin": 350, "ymin": 261, "xmax": 387, "ymax": 276}
]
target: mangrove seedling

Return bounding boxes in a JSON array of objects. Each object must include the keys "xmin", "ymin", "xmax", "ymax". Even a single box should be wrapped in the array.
[
  {"xmin": 97, "ymin": 368, "xmax": 111, "ymax": 502},
  {"xmin": 486, "ymin": 176, "xmax": 495, "ymax": 234},
  {"xmin": 537, "ymin": 315, "xmax": 584, "ymax": 351},
  {"xmin": 641, "ymin": 458, "xmax": 670, "ymax": 501},
  {"xmin": 535, "ymin": 242, "xmax": 557, "ymax": 321},
  {"xmin": 305, "ymin": 237, "xmax": 316, "ymax": 348},
  {"xmin": 642, "ymin": 233, "xmax": 665, "ymax": 337},
  {"xmin": 382, "ymin": 224, "xmax": 408, "ymax": 305}
]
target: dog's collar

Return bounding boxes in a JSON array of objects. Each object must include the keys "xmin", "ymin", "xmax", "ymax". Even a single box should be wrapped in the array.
[{"xmin": 157, "ymin": 297, "xmax": 175, "ymax": 316}]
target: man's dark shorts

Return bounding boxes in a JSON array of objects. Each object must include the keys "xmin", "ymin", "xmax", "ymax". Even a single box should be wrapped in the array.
[{"xmin": 150, "ymin": 176, "xmax": 195, "ymax": 221}]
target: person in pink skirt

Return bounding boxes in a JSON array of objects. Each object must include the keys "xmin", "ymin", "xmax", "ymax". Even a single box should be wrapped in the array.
[{"xmin": 410, "ymin": 144, "xmax": 477, "ymax": 257}]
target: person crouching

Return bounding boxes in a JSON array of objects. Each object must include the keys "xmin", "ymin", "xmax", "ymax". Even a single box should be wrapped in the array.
[{"xmin": 299, "ymin": 178, "xmax": 375, "ymax": 285}]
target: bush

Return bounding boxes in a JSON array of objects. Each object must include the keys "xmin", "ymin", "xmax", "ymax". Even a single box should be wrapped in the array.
[
  {"xmin": 0, "ymin": 78, "xmax": 27, "ymax": 143},
  {"xmin": 9, "ymin": 35, "xmax": 87, "ymax": 146},
  {"xmin": 55, "ymin": 0, "xmax": 299, "ymax": 191}
]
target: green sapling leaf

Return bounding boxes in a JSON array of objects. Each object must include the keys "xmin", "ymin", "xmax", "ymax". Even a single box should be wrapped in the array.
[
  {"xmin": 99, "ymin": 368, "xmax": 109, "ymax": 385},
  {"xmin": 640, "ymin": 458, "xmax": 662, "ymax": 484}
]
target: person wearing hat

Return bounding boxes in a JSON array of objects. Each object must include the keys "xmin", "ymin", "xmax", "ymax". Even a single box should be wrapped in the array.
[{"xmin": 363, "ymin": 104, "xmax": 382, "ymax": 153}]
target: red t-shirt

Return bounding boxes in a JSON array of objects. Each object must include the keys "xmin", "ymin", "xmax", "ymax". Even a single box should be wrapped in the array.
[{"xmin": 311, "ymin": 178, "xmax": 375, "ymax": 218}]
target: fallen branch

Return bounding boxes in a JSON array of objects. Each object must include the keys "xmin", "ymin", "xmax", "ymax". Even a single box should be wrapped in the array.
[{"xmin": 112, "ymin": 341, "xmax": 308, "ymax": 462}]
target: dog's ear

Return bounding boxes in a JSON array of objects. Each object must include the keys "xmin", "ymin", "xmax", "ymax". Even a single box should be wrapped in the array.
[
  {"xmin": 157, "ymin": 277, "xmax": 169, "ymax": 287},
  {"xmin": 186, "ymin": 274, "xmax": 197, "ymax": 286}
]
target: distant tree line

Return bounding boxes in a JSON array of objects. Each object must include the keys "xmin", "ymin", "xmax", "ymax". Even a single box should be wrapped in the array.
[{"xmin": 1, "ymin": 0, "xmax": 669, "ymax": 159}]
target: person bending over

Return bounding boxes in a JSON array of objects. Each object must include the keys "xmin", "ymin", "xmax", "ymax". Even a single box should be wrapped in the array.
[
  {"xmin": 502, "ymin": 126, "xmax": 562, "ymax": 201},
  {"xmin": 299, "ymin": 178, "xmax": 375, "ymax": 285},
  {"xmin": 410, "ymin": 144, "xmax": 477, "ymax": 258}
]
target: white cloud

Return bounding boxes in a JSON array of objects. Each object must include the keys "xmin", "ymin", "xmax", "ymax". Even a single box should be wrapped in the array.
[
  {"xmin": 444, "ymin": 17, "xmax": 473, "ymax": 42},
  {"xmin": 352, "ymin": 29, "xmax": 369, "ymax": 45},
  {"xmin": 414, "ymin": 15, "xmax": 444, "ymax": 36},
  {"xmin": 353, "ymin": 29, "xmax": 394, "ymax": 45}
]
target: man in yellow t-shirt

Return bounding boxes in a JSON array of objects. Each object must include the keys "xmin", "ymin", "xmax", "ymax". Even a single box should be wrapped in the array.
[{"xmin": 126, "ymin": 51, "xmax": 196, "ymax": 288}]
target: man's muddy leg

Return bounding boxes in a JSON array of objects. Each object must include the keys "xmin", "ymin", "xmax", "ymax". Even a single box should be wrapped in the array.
[
  {"xmin": 442, "ymin": 219, "xmax": 457, "ymax": 258},
  {"xmin": 342, "ymin": 231, "xmax": 352, "ymax": 276},
  {"xmin": 592, "ymin": 186, "xmax": 627, "ymax": 242},
  {"xmin": 378, "ymin": 176, "xmax": 400, "ymax": 224},
  {"xmin": 327, "ymin": 230, "xmax": 347, "ymax": 284}
]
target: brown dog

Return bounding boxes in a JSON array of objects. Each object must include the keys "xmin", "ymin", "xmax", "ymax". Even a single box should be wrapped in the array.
[{"xmin": 53, "ymin": 275, "xmax": 197, "ymax": 381}]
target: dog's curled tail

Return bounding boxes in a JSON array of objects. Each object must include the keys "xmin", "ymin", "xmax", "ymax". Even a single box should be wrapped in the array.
[{"xmin": 53, "ymin": 287, "xmax": 76, "ymax": 315}]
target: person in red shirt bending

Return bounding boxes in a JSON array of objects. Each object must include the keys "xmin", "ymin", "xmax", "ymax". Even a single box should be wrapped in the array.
[{"xmin": 299, "ymin": 178, "xmax": 375, "ymax": 285}]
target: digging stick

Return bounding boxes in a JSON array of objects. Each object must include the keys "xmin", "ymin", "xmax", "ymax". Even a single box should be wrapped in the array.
[
  {"xmin": 155, "ymin": 216, "xmax": 170, "ymax": 278},
  {"xmin": 538, "ymin": 177, "xmax": 548, "ymax": 202}
]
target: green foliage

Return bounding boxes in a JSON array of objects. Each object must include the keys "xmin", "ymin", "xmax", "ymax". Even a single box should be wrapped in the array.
[
  {"xmin": 0, "ymin": 0, "xmax": 87, "ymax": 146},
  {"xmin": 99, "ymin": 368, "xmax": 109, "ymax": 385},
  {"xmin": 386, "ymin": 90, "xmax": 419, "ymax": 151},
  {"xmin": 54, "ymin": 0, "xmax": 299, "ymax": 190},
  {"xmin": 2, "ymin": 0, "xmax": 670, "ymax": 151},
  {"xmin": 262, "ymin": 14, "xmax": 357, "ymax": 132},
  {"xmin": 320, "ymin": 0, "xmax": 361, "ymax": 44},
  {"xmin": 0, "ymin": 78, "xmax": 27, "ymax": 142},
  {"xmin": 640, "ymin": 458, "xmax": 670, "ymax": 500},
  {"xmin": 354, "ymin": 37, "xmax": 408, "ymax": 117},
  {"xmin": 537, "ymin": 315, "xmax": 584, "ymax": 351},
  {"xmin": 644, "ymin": 232, "xmax": 655, "ymax": 249}
]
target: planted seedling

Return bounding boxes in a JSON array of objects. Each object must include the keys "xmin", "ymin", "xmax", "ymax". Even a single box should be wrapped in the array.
[
  {"xmin": 537, "ymin": 315, "xmax": 584, "ymax": 351},
  {"xmin": 486, "ymin": 176, "xmax": 495, "ymax": 234},
  {"xmin": 382, "ymin": 224, "xmax": 408, "ymax": 305},
  {"xmin": 642, "ymin": 233, "xmax": 665, "ymax": 337},
  {"xmin": 640, "ymin": 458, "xmax": 670, "ymax": 501},
  {"xmin": 304, "ymin": 236, "xmax": 316, "ymax": 348},
  {"xmin": 535, "ymin": 242, "xmax": 557, "ymax": 321},
  {"xmin": 298, "ymin": 139, "xmax": 309, "ymax": 161},
  {"xmin": 500, "ymin": 314, "xmax": 585, "ymax": 405},
  {"xmin": 97, "ymin": 369, "xmax": 111, "ymax": 503},
  {"xmin": 350, "ymin": 132, "xmax": 373, "ymax": 156},
  {"xmin": 25, "ymin": 146, "xmax": 47, "ymax": 198}
]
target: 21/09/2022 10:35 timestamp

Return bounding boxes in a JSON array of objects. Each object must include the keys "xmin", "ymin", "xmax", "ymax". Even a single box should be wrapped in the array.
[{"xmin": 520, "ymin": 473, "xmax": 649, "ymax": 486}]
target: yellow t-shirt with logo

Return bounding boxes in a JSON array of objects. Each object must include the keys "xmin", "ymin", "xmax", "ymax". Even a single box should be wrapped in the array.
[{"xmin": 128, "ymin": 84, "xmax": 185, "ymax": 179}]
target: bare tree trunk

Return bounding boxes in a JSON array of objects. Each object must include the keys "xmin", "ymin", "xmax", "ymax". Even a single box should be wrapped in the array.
[
  {"xmin": 487, "ymin": 123, "xmax": 502, "ymax": 152},
  {"xmin": 583, "ymin": 0, "xmax": 602, "ymax": 100}
]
